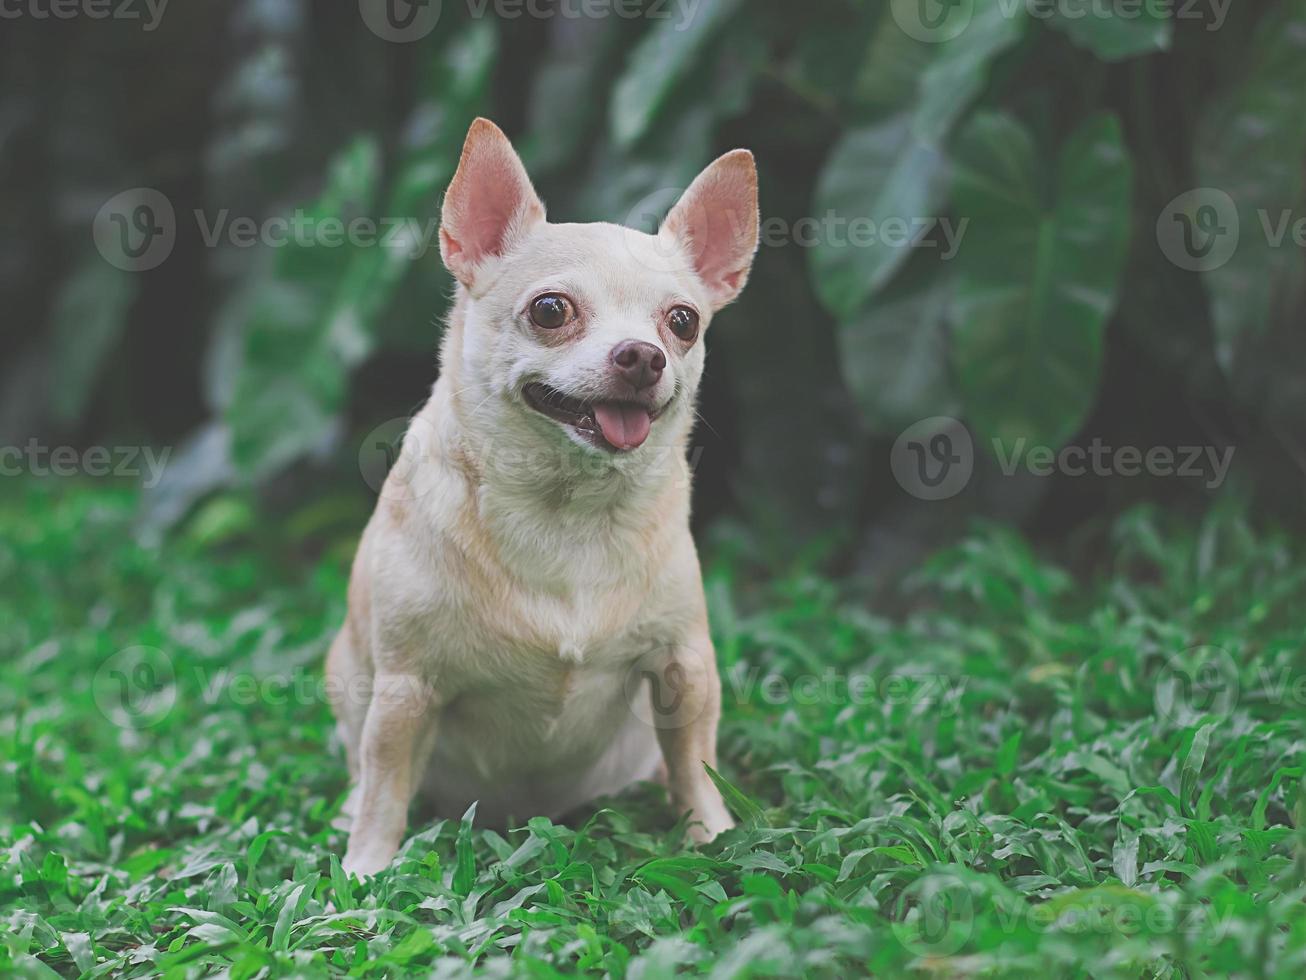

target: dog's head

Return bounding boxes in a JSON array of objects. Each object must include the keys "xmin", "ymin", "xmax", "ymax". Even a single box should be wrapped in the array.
[{"xmin": 438, "ymin": 119, "xmax": 758, "ymax": 462}]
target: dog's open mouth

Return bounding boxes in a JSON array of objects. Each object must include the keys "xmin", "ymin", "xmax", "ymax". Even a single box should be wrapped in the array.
[{"xmin": 522, "ymin": 382, "xmax": 659, "ymax": 452}]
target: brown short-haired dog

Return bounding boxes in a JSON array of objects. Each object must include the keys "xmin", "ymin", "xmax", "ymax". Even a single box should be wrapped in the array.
[{"xmin": 328, "ymin": 119, "xmax": 759, "ymax": 875}]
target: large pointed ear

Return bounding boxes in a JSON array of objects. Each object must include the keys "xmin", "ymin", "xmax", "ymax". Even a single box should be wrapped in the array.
[
  {"xmin": 439, "ymin": 118, "xmax": 546, "ymax": 288},
  {"xmin": 660, "ymin": 149, "xmax": 759, "ymax": 310}
]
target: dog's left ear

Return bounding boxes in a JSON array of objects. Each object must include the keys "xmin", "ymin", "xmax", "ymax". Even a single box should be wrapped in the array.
[
  {"xmin": 440, "ymin": 118, "xmax": 546, "ymax": 288},
  {"xmin": 660, "ymin": 149, "xmax": 760, "ymax": 311}
]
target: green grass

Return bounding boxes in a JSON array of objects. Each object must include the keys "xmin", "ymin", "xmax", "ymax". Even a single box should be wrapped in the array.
[{"xmin": 1, "ymin": 483, "xmax": 1304, "ymax": 977}]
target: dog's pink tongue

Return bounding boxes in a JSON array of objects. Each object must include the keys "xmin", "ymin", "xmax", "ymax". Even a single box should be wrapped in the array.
[{"xmin": 593, "ymin": 402, "xmax": 652, "ymax": 451}]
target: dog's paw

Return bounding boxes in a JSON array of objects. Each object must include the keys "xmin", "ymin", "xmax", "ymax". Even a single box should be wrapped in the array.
[
  {"xmin": 342, "ymin": 843, "xmax": 397, "ymax": 878},
  {"xmin": 685, "ymin": 801, "xmax": 735, "ymax": 844}
]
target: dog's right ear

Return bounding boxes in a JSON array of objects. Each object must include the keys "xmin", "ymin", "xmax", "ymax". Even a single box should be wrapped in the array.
[{"xmin": 439, "ymin": 119, "xmax": 546, "ymax": 288}]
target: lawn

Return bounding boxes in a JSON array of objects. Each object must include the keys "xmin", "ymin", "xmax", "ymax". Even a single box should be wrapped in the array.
[{"xmin": 1, "ymin": 482, "xmax": 1303, "ymax": 977}]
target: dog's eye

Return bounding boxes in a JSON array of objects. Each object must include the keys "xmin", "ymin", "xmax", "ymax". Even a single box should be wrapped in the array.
[
  {"xmin": 667, "ymin": 306, "xmax": 700, "ymax": 343},
  {"xmin": 530, "ymin": 294, "xmax": 573, "ymax": 330}
]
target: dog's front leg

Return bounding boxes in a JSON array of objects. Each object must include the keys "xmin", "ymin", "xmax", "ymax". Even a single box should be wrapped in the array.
[
  {"xmin": 648, "ymin": 634, "xmax": 734, "ymax": 843},
  {"xmin": 342, "ymin": 672, "xmax": 439, "ymax": 876}
]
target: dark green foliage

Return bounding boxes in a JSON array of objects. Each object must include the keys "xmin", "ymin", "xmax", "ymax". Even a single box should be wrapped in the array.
[{"xmin": 7, "ymin": 0, "xmax": 1302, "ymax": 537}]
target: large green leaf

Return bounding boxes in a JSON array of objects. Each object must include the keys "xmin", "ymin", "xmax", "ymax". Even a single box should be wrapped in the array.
[
  {"xmin": 370, "ymin": 20, "xmax": 499, "ymax": 352},
  {"xmin": 852, "ymin": 0, "xmax": 1026, "ymax": 137},
  {"xmin": 1046, "ymin": 0, "xmax": 1172, "ymax": 61},
  {"xmin": 223, "ymin": 24, "xmax": 497, "ymax": 480},
  {"xmin": 914, "ymin": 0, "xmax": 1028, "ymax": 144},
  {"xmin": 792, "ymin": 0, "xmax": 887, "ymax": 114},
  {"xmin": 850, "ymin": 5, "xmax": 935, "ymax": 117},
  {"xmin": 1193, "ymin": 0, "xmax": 1306, "ymax": 372},
  {"xmin": 950, "ymin": 111, "xmax": 1132, "ymax": 453},
  {"xmin": 811, "ymin": 0, "xmax": 1024, "ymax": 321},
  {"xmin": 609, "ymin": 0, "xmax": 744, "ymax": 149},
  {"xmin": 576, "ymin": 26, "xmax": 761, "ymax": 224},
  {"xmin": 809, "ymin": 114, "xmax": 948, "ymax": 321},
  {"xmin": 226, "ymin": 137, "xmax": 382, "ymax": 479},
  {"xmin": 523, "ymin": 18, "xmax": 625, "ymax": 177},
  {"xmin": 837, "ymin": 250, "xmax": 959, "ymax": 434}
]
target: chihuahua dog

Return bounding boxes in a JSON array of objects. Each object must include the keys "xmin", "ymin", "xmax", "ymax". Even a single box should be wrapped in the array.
[{"xmin": 328, "ymin": 118, "xmax": 759, "ymax": 875}]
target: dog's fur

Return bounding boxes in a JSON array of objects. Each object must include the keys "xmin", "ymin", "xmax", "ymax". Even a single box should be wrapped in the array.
[{"xmin": 328, "ymin": 119, "xmax": 759, "ymax": 875}]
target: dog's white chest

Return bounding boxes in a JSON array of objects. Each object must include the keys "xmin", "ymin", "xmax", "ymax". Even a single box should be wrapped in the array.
[{"xmin": 422, "ymin": 636, "xmax": 661, "ymax": 825}]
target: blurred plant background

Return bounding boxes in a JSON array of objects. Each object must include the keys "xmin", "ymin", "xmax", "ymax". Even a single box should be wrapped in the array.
[{"xmin": 3, "ymin": 0, "xmax": 1303, "ymax": 561}]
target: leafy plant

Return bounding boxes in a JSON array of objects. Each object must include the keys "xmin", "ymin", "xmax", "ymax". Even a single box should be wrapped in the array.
[{"xmin": 2, "ymin": 482, "xmax": 1303, "ymax": 975}]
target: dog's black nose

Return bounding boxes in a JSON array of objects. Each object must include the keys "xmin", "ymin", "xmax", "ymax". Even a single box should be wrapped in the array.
[{"xmin": 610, "ymin": 340, "xmax": 666, "ymax": 390}]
